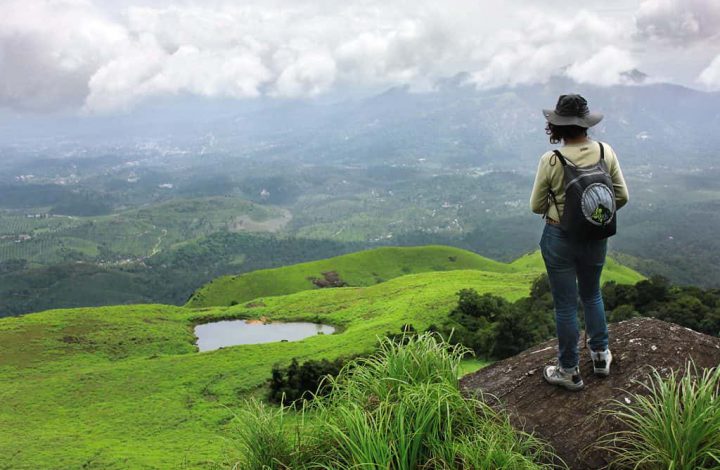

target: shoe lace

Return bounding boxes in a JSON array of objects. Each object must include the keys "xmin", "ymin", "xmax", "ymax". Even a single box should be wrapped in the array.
[{"xmin": 553, "ymin": 365, "xmax": 572, "ymax": 379}]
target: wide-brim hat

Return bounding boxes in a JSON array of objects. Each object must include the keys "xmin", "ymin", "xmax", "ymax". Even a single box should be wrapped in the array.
[{"xmin": 542, "ymin": 94, "xmax": 603, "ymax": 127}]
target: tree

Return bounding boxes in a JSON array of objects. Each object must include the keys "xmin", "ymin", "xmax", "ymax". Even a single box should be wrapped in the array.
[
  {"xmin": 602, "ymin": 281, "xmax": 638, "ymax": 311},
  {"xmin": 608, "ymin": 304, "xmax": 640, "ymax": 323},
  {"xmin": 454, "ymin": 289, "xmax": 508, "ymax": 321},
  {"xmin": 635, "ymin": 276, "xmax": 670, "ymax": 310},
  {"xmin": 492, "ymin": 298, "xmax": 555, "ymax": 359},
  {"xmin": 267, "ymin": 357, "xmax": 347, "ymax": 405},
  {"xmin": 530, "ymin": 273, "xmax": 551, "ymax": 300}
]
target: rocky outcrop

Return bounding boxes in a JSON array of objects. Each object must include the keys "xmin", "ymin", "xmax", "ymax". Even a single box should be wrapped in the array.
[{"xmin": 460, "ymin": 318, "xmax": 720, "ymax": 469}]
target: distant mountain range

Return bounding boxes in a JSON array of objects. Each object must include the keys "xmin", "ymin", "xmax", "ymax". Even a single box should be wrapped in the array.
[
  {"xmin": 228, "ymin": 73, "xmax": 720, "ymax": 168},
  {"xmin": 2, "ymin": 74, "xmax": 719, "ymax": 169}
]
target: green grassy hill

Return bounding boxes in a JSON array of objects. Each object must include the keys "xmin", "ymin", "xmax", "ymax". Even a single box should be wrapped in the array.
[
  {"xmin": 509, "ymin": 251, "xmax": 644, "ymax": 286},
  {"xmin": 0, "ymin": 246, "xmax": 643, "ymax": 468},
  {"xmin": 186, "ymin": 245, "xmax": 516, "ymax": 308}
]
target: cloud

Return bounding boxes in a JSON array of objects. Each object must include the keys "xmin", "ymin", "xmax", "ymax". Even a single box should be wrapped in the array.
[
  {"xmin": 566, "ymin": 46, "xmax": 637, "ymax": 86},
  {"xmin": 0, "ymin": 0, "xmax": 711, "ymax": 113},
  {"xmin": 334, "ymin": 19, "xmax": 459, "ymax": 87},
  {"xmin": 635, "ymin": 0, "xmax": 720, "ymax": 44},
  {"xmin": 272, "ymin": 50, "xmax": 336, "ymax": 98},
  {"xmin": 1, "ymin": 1, "xmax": 485, "ymax": 112},
  {"xmin": 468, "ymin": 10, "xmax": 636, "ymax": 89},
  {"xmin": 0, "ymin": 0, "xmax": 127, "ymax": 111},
  {"xmin": 698, "ymin": 54, "xmax": 720, "ymax": 90},
  {"xmin": 84, "ymin": 39, "xmax": 273, "ymax": 112}
]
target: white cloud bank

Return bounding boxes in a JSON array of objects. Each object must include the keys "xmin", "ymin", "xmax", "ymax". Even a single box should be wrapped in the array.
[
  {"xmin": 567, "ymin": 46, "xmax": 637, "ymax": 87},
  {"xmin": 0, "ymin": 0, "xmax": 715, "ymax": 113},
  {"xmin": 635, "ymin": 0, "xmax": 720, "ymax": 44},
  {"xmin": 698, "ymin": 55, "xmax": 720, "ymax": 90},
  {"xmin": 0, "ymin": 0, "xmax": 127, "ymax": 111},
  {"xmin": 468, "ymin": 11, "xmax": 636, "ymax": 89}
]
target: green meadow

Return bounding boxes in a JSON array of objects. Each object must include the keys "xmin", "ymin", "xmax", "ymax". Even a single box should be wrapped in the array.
[{"xmin": 0, "ymin": 247, "xmax": 643, "ymax": 468}]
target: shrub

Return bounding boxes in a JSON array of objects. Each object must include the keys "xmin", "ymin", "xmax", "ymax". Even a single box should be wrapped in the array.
[
  {"xmin": 635, "ymin": 275, "xmax": 671, "ymax": 308},
  {"xmin": 445, "ymin": 290, "xmax": 510, "ymax": 357},
  {"xmin": 605, "ymin": 278, "xmax": 720, "ymax": 337},
  {"xmin": 441, "ymin": 285, "xmax": 555, "ymax": 360},
  {"xmin": 530, "ymin": 273, "xmax": 552, "ymax": 300},
  {"xmin": 651, "ymin": 295, "xmax": 712, "ymax": 334},
  {"xmin": 602, "ymin": 281, "xmax": 638, "ymax": 311},
  {"xmin": 607, "ymin": 304, "xmax": 640, "ymax": 323},
  {"xmin": 382, "ymin": 323, "xmax": 419, "ymax": 346},
  {"xmin": 599, "ymin": 362, "xmax": 720, "ymax": 470},
  {"xmin": 454, "ymin": 288, "xmax": 509, "ymax": 321},
  {"xmin": 267, "ymin": 357, "xmax": 347, "ymax": 405},
  {"xmin": 492, "ymin": 298, "xmax": 555, "ymax": 359}
]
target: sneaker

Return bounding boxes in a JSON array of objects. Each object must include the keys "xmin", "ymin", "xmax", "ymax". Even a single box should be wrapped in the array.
[
  {"xmin": 543, "ymin": 364, "xmax": 584, "ymax": 391},
  {"xmin": 591, "ymin": 349, "xmax": 612, "ymax": 376}
]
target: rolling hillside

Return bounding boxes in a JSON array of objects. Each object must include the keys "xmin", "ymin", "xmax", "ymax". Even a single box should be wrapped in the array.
[
  {"xmin": 509, "ymin": 251, "xmax": 643, "ymax": 286},
  {"xmin": 0, "ymin": 246, "xmax": 643, "ymax": 468},
  {"xmin": 186, "ymin": 245, "xmax": 641, "ymax": 308},
  {"xmin": 186, "ymin": 245, "xmax": 516, "ymax": 307}
]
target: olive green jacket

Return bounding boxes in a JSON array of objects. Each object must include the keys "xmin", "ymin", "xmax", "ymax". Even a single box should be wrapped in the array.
[{"xmin": 530, "ymin": 140, "xmax": 629, "ymax": 221}]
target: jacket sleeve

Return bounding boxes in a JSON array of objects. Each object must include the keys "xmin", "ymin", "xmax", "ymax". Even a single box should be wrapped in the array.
[
  {"xmin": 607, "ymin": 146, "xmax": 629, "ymax": 209},
  {"xmin": 530, "ymin": 156, "xmax": 549, "ymax": 214}
]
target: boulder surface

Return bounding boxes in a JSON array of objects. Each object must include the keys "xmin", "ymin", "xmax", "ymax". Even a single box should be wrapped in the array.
[{"xmin": 460, "ymin": 317, "xmax": 720, "ymax": 469}]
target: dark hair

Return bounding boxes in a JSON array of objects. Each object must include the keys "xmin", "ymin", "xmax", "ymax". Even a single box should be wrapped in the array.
[{"xmin": 545, "ymin": 123, "xmax": 588, "ymax": 145}]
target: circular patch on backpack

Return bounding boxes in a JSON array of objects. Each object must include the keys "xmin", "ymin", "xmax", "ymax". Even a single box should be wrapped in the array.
[{"xmin": 581, "ymin": 183, "xmax": 615, "ymax": 226}]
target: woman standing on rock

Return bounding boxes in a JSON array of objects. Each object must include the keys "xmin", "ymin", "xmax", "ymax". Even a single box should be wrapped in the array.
[{"xmin": 530, "ymin": 94, "xmax": 629, "ymax": 391}]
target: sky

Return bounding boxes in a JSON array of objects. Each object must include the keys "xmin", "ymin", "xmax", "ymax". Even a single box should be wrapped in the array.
[{"xmin": 1, "ymin": 0, "xmax": 720, "ymax": 115}]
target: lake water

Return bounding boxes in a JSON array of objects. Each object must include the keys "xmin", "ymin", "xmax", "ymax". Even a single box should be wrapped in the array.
[{"xmin": 194, "ymin": 320, "xmax": 336, "ymax": 352}]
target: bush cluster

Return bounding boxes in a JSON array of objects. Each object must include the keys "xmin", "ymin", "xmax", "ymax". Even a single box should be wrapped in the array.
[
  {"xmin": 437, "ymin": 275, "xmax": 556, "ymax": 360},
  {"xmin": 441, "ymin": 275, "xmax": 720, "ymax": 363},
  {"xmin": 604, "ymin": 276, "xmax": 720, "ymax": 336},
  {"xmin": 267, "ymin": 357, "xmax": 348, "ymax": 405}
]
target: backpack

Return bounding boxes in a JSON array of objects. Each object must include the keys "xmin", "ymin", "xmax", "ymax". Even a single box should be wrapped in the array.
[{"xmin": 548, "ymin": 142, "xmax": 617, "ymax": 240}]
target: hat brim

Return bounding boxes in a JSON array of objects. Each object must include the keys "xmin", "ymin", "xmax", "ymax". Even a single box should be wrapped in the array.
[{"xmin": 542, "ymin": 109, "xmax": 603, "ymax": 127}]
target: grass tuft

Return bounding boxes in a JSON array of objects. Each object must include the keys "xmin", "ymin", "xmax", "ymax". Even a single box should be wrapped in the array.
[
  {"xmin": 599, "ymin": 362, "xmax": 720, "ymax": 470},
  {"xmin": 235, "ymin": 333, "xmax": 561, "ymax": 469},
  {"xmin": 233, "ymin": 400, "xmax": 321, "ymax": 470}
]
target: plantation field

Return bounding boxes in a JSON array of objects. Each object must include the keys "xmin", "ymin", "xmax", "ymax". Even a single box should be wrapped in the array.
[
  {"xmin": 0, "ymin": 248, "xmax": 643, "ymax": 468},
  {"xmin": 0, "ymin": 197, "xmax": 286, "ymax": 265}
]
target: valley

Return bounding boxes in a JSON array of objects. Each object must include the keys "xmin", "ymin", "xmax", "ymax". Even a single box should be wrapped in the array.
[
  {"xmin": 0, "ymin": 247, "xmax": 643, "ymax": 468},
  {"xmin": 3, "ymin": 79, "xmax": 720, "ymax": 318},
  {"xmin": 1, "ymin": 156, "xmax": 717, "ymax": 317}
]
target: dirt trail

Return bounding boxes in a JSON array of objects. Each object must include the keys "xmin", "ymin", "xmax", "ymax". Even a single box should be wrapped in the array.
[
  {"xmin": 229, "ymin": 208, "xmax": 292, "ymax": 233},
  {"xmin": 150, "ymin": 228, "xmax": 167, "ymax": 256}
]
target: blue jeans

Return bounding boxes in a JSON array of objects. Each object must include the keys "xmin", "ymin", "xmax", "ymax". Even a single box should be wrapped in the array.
[{"xmin": 540, "ymin": 224, "xmax": 609, "ymax": 369}]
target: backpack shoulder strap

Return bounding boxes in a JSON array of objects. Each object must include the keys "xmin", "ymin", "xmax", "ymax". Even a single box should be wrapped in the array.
[
  {"xmin": 552, "ymin": 149, "xmax": 568, "ymax": 166},
  {"xmin": 598, "ymin": 141, "xmax": 605, "ymax": 160},
  {"xmin": 547, "ymin": 188, "xmax": 559, "ymax": 218}
]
